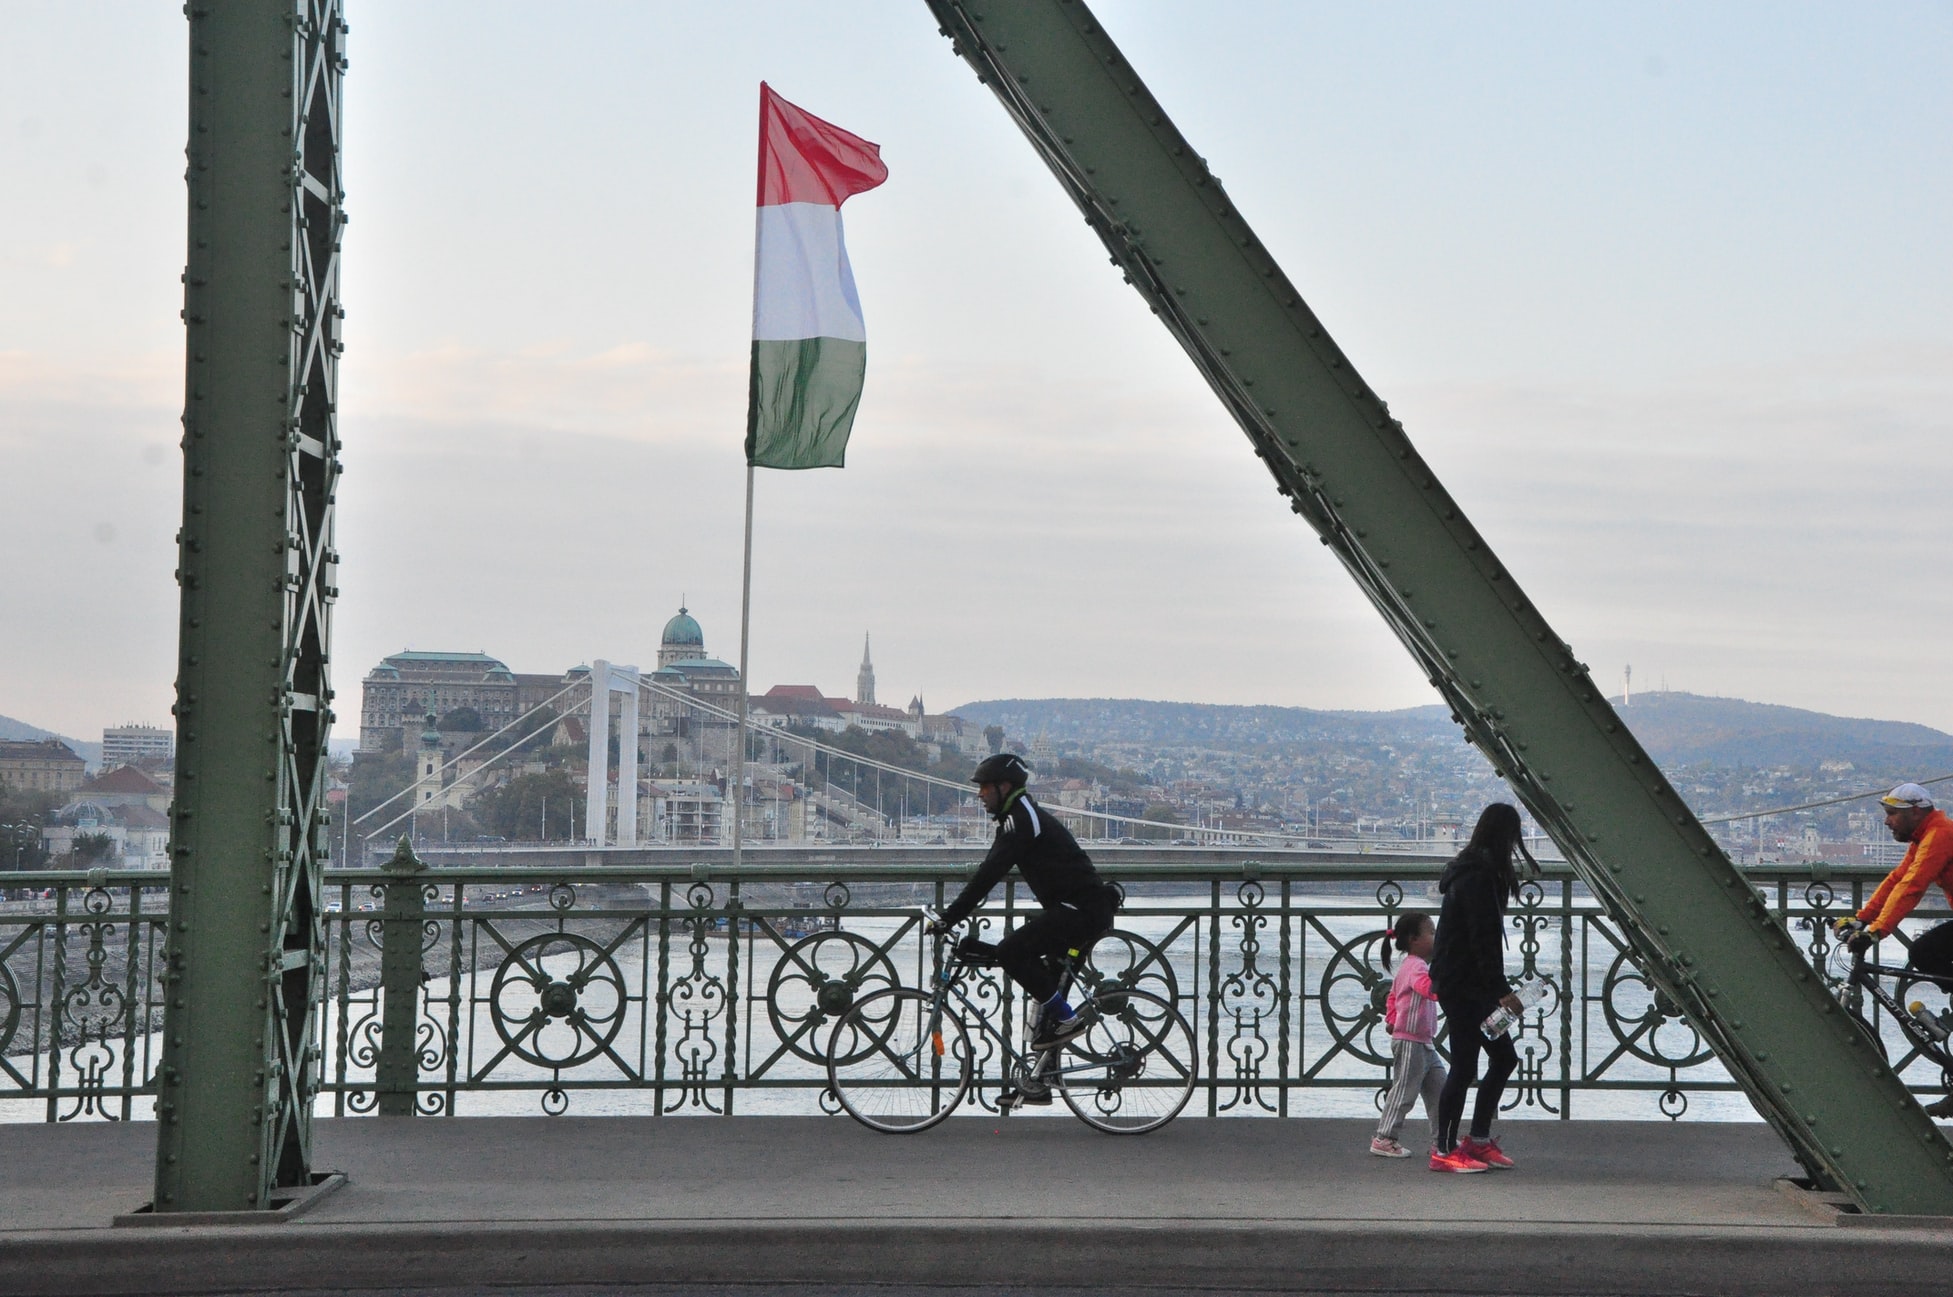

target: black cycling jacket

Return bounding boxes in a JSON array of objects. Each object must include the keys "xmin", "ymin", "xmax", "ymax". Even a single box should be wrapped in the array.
[{"xmin": 941, "ymin": 789, "xmax": 1105, "ymax": 925}]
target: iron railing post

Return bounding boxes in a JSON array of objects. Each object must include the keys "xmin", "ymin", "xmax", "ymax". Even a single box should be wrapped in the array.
[{"xmin": 377, "ymin": 838, "xmax": 427, "ymax": 1116}]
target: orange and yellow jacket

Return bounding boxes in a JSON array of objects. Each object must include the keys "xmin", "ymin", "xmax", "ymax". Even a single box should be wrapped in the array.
[{"xmin": 1857, "ymin": 807, "xmax": 1953, "ymax": 935}]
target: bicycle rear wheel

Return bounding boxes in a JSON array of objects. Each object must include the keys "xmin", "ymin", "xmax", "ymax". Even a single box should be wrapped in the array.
[
  {"xmin": 1054, "ymin": 987, "xmax": 1196, "ymax": 1133},
  {"xmin": 827, "ymin": 988, "xmax": 973, "ymax": 1133}
]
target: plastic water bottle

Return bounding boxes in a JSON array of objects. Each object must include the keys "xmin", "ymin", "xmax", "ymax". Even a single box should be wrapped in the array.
[
  {"xmin": 1908, "ymin": 1001, "xmax": 1951, "ymax": 1044},
  {"xmin": 1480, "ymin": 977, "xmax": 1549, "ymax": 1039}
]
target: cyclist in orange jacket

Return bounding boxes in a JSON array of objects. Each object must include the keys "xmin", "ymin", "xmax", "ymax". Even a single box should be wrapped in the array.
[
  {"xmin": 1837, "ymin": 783, "xmax": 1953, "ymax": 967},
  {"xmin": 1836, "ymin": 783, "xmax": 1953, "ymax": 1116}
]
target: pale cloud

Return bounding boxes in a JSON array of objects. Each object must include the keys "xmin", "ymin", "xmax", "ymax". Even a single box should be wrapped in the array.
[
  {"xmin": 4, "ymin": 2, "xmax": 1952, "ymax": 746},
  {"xmin": 345, "ymin": 343, "xmax": 745, "ymax": 440}
]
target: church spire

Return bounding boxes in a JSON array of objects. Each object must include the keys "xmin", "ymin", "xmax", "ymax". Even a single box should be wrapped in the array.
[{"xmin": 856, "ymin": 633, "xmax": 876, "ymax": 706}]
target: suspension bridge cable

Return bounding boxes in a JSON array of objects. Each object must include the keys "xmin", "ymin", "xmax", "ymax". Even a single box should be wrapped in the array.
[
  {"xmin": 351, "ymin": 682, "xmax": 586, "ymax": 828},
  {"xmin": 1697, "ymin": 771, "xmax": 1953, "ymax": 825}
]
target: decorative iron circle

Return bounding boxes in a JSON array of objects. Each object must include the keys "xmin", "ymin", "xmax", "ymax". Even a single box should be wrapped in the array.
[
  {"xmin": 823, "ymin": 881, "xmax": 851, "ymax": 909},
  {"xmin": 1374, "ymin": 880, "xmax": 1405, "ymax": 909},
  {"xmin": 1803, "ymin": 880, "xmax": 1836, "ymax": 910},
  {"xmin": 1078, "ymin": 928, "xmax": 1179, "ymax": 1005},
  {"xmin": 1659, "ymin": 1087, "xmax": 1689, "ymax": 1119},
  {"xmin": 818, "ymin": 1084, "xmax": 844, "ymax": 1116},
  {"xmin": 1237, "ymin": 879, "xmax": 1266, "ymax": 907},
  {"xmin": 548, "ymin": 883, "xmax": 578, "ymax": 911},
  {"xmin": 541, "ymin": 1086, "xmax": 569, "ymax": 1115},
  {"xmin": 1518, "ymin": 879, "xmax": 1545, "ymax": 909},
  {"xmin": 1599, "ymin": 949, "xmax": 1713, "ymax": 1069},
  {"xmin": 1319, "ymin": 934, "xmax": 1393, "ymax": 1067},
  {"xmin": 765, "ymin": 932, "xmax": 899, "ymax": 1064},
  {"xmin": 488, "ymin": 932, "xmax": 627, "ymax": 1069},
  {"xmin": 83, "ymin": 887, "xmax": 112, "ymax": 916}
]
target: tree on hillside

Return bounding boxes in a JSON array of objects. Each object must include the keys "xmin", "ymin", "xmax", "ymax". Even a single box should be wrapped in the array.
[
  {"xmin": 474, "ymin": 769, "xmax": 583, "ymax": 841},
  {"xmin": 70, "ymin": 831, "xmax": 117, "ymax": 864},
  {"xmin": 783, "ymin": 724, "xmax": 974, "ymax": 818},
  {"xmin": 347, "ymin": 750, "xmax": 418, "ymax": 831},
  {"xmin": 1135, "ymin": 803, "xmax": 1184, "ymax": 841},
  {"xmin": 0, "ymin": 786, "xmax": 58, "ymax": 869},
  {"xmin": 436, "ymin": 707, "xmax": 484, "ymax": 733},
  {"xmin": 983, "ymin": 725, "xmax": 1006, "ymax": 755}
]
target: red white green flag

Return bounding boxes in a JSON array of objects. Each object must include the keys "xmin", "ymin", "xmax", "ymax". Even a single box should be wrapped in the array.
[{"xmin": 746, "ymin": 83, "xmax": 888, "ymax": 470}]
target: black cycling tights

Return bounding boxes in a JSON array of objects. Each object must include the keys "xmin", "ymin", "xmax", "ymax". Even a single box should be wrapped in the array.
[
  {"xmin": 961, "ymin": 904, "xmax": 1111, "ymax": 1003},
  {"xmin": 1909, "ymin": 920, "xmax": 1953, "ymax": 985},
  {"xmin": 1435, "ymin": 994, "xmax": 1519, "ymax": 1153}
]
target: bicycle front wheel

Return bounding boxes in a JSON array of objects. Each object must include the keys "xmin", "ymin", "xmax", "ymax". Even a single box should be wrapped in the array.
[
  {"xmin": 1055, "ymin": 987, "xmax": 1196, "ymax": 1134},
  {"xmin": 827, "ymin": 988, "xmax": 973, "ymax": 1133}
]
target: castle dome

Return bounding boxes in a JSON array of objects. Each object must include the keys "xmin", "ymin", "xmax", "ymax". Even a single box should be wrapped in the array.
[{"xmin": 661, "ymin": 606, "xmax": 704, "ymax": 650}]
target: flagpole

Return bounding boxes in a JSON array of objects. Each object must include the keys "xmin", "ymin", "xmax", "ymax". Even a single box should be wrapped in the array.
[{"xmin": 732, "ymin": 461, "xmax": 756, "ymax": 868}]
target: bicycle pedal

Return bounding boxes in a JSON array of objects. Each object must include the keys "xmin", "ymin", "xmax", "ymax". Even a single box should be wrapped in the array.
[{"xmin": 999, "ymin": 1086, "xmax": 1052, "ymax": 1111}]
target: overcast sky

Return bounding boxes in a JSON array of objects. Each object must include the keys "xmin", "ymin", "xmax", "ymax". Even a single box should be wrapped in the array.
[{"xmin": 4, "ymin": 2, "xmax": 1951, "ymax": 743}]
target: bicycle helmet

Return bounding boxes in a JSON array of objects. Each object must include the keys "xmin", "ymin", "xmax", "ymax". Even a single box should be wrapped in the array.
[{"xmin": 970, "ymin": 752, "xmax": 1031, "ymax": 788}]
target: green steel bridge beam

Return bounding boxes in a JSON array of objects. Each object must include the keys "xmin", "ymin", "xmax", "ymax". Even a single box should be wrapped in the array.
[
  {"xmin": 922, "ymin": 0, "xmax": 1953, "ymax": 1214},
  {"xmin": 155, "ymin": 1, "xmax": 344, "ymax": 1212}
]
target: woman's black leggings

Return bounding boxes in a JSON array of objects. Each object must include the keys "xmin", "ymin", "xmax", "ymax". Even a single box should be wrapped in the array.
[{"xmin": 1435, "ymin": 994, "xmax": 1518, "ymax": 1152}]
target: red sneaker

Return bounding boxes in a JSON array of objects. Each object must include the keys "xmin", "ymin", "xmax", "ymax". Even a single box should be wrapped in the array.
[
  {"xmin": 1428, "ymin": 1147, "xmax": 1488, "ymax": 1173},
  {"xmin": 1459, "ymin": 1136, "xmax": 1514, "ymax": 1169}
]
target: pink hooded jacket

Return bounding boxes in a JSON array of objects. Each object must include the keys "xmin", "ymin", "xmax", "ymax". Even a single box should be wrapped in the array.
[{"xmin": 1385, "ymin": 952, "xmax": 1437, "ymax": 1044}]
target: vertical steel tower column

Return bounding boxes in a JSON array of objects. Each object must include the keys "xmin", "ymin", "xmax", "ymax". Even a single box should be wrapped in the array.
[{"xmin": 156, "ymin": 1, "xmax": 344, "ymax": 1212}]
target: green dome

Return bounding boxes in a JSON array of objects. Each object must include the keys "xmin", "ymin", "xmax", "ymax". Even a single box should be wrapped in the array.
[{"xmin": 661, "ymin": 606, "xmax": 704, "ymax": 649}]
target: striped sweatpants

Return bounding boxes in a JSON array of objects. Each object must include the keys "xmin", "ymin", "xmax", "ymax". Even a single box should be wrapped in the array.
[{"xmin": 1375, "ymin": 1038, "xmax": 1447, "ymax": 1143}]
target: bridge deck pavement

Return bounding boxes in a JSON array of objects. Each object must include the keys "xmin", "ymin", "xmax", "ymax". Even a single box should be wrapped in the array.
[{"xmin": 0, "ymin": 1115, "xmax": 1948, "ymax": 1296}]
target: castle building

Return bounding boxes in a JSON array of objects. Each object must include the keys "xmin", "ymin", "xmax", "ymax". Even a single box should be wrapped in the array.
[
  {"xmin": 360, "ymin": 650, "xmax": 570, "ymax": 753},
  {"xmin": 643, "ymin": 605, "xmax": 741, "ymax": 755},
  {"xmin": 0, "ymin": 740, "xmax": 86, "ymax": 794}
]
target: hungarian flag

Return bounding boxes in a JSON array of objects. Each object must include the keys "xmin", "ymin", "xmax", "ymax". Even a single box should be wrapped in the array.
[{"xmin": 746, "ymin": 83, "xmax": 888, "ymax": 470}]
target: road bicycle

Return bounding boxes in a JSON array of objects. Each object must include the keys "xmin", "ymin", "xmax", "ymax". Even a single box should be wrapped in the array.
[
  {"xmin": 1827, "ymin": 926, "xmax": 1953, "ymax": 1102},
  {"xmin": 824, "ymin": 910, "xmax": 1197, "ymax": 1134}
]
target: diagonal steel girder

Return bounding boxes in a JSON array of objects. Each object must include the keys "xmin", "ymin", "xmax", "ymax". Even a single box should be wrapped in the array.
[
  {"xmin": 154, "ymin": 0, "xmax": 344, "ymax": 1213},
  {"xmin": 922, "ymin": 0, "xmax": 1953, "ymax": 1214}
]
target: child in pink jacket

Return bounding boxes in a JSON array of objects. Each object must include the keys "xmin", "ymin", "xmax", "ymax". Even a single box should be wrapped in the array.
[{"xmin": 1371, "ymin": 910, "xmax": 1448, "ymax": 1158}]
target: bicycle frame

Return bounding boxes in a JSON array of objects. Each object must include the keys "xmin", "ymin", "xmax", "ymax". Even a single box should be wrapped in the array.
[
  {"xmin": 1842, "ymin": 946, "xmax": 1953, "ymax": 1078},
  {"xmin": 924, "ymin": 936, "xmax": 1094, "ymax": 1099}
]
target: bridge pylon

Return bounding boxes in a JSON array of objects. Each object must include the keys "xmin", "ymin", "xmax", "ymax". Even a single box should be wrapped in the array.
[{"xmin": 583, "ymin": 660, "xmax": 642, "ymax": 846}]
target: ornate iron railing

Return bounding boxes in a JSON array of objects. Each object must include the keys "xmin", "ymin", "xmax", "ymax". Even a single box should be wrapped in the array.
[{"xmin": 0, "ymin": 858, "xmax": 1944, "ymax": 1122}]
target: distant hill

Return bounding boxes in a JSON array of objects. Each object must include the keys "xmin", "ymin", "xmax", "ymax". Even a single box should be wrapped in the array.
[
  {"xmin": 947, "ymin": 697, "xmax": 1454, "ymax": 749},
  {"xmin": 948, "ymin": 692, "xmax": 1953, "ymax": 777},
  {"xmin": 0, "ymin": 714, "xmax": 102, "ymax": 767},
  {"xmin": 1604, "ymin": 692, "xmax": 1953, "ymax": 773}
]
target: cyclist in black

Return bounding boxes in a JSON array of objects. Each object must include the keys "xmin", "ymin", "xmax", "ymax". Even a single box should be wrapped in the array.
[{"xmin": 929, "ymin": 753, "xmax": 1119, "ymax": 1060}]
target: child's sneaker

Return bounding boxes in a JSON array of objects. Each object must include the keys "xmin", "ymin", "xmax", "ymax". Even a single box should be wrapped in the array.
[
  {"xmin": 1459, "ymin": 1136, "xmax": 1514, "ymax": 1169},
  {"xmin": 1369, "ymin": 1136, "xmax": 1411, "ymax": 1158},
  {"xmin": 1428, "ymin": 1146, "xmax": 1488, "ymax": 1173}
]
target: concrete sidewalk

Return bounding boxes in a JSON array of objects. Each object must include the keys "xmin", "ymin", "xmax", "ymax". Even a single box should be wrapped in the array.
[{"xmin": 0, "ymin": 1116, "xmax": 1947, "ymax": 1295}]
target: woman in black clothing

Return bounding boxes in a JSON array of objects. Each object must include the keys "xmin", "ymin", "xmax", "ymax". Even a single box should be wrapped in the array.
[{"xmin": 1428, "ymin": 802, "xmax": 1526, "ymax": 1172}]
